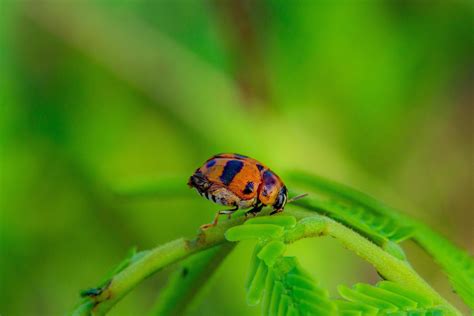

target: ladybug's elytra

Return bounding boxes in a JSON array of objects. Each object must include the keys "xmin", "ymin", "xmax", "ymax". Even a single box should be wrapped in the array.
[{"xmin": 188, "ymin": 153, "xmax": 296, "ymax": 229}]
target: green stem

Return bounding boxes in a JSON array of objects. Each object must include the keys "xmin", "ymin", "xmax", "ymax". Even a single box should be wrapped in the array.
[
  {"xmin": 284, "ymin": 209, "xmax": 461, "ymax": 316},
  {"xmin": 288, "ymin": 171, "xmax": 473, "ymax": 310},
  {"xmin": 71, "ymin": 207, "xmax": 461, "ymax": 315},
  {"xmin": 71, "ymin": 216, "xmax": 246, "ymax": 315},
  {"xmin": 149, "ymin": 243, "xmax": 235, "ymax": 316}
]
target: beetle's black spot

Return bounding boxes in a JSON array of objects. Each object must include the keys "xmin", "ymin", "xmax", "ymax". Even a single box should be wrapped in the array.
[
  {"xmin": 242, "ymin": 181, "xmax": 254, "ymax": 194},
  {"xmin": 220, "ymin": 160, "xmax": 244, "ymax": 185},
  {"xmin": 182, "ymin": 267, "xmax": 189, "ymax": 278},
  {"xmin": 263, "ymin": 170, "xmax": 276, "ymax": 185},
  {"xmin": 206, "ymin": 159, "xmax": 216, "ymax": 168},
  {"xmin": 256, "ymin": 164, "xmax": 264, "ymax": 171}
]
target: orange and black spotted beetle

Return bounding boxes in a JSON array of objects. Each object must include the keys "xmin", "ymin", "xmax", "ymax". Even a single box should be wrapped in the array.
[{"xmin": 188, "ymin": 153, "xmax": 306, "ymax": 229}]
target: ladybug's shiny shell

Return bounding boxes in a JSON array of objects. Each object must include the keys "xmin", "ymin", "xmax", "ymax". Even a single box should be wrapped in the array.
[{"xmin": 188, "ymin": 153, "xmax": 288, "ymax": 213}]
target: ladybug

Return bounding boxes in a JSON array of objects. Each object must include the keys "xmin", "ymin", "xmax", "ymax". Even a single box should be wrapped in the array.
[{"xmin": 188, "ymin": 153, "xmax": 305, "ymax": 228}]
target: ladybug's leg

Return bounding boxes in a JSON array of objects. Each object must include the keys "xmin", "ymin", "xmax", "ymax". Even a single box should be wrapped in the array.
[
  {"xmin": 200, "ymin": 205, "xmax": 238, "ymax": 230},
  {"xmin": 245, "ymin": 203, "xmax": 264, "ymax": 218},
  {"xmin": 220, "ymin": 206, "xmax": 239, "ymax": 220}
]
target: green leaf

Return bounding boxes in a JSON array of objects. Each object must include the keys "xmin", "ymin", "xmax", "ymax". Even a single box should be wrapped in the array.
[
  {"xmin": 262, "ymin": 269, "xmax": 275, "ymax": 315},
  {"xmin": 271, "ymin": 257, "xmax": 335, "ymax": 316},
  {"xmin": 247, "ymin": 260, "xmax": 269, "ymax": 306},
  {"xmin": 354, "ymin": 283, "xmax": 418, "ymax": 309},
  {"xmin": 338, "ymin": 285, "xmax": 398, "ymax": 311},
  {"xmin": 288, "ymin": 171, "xmax": 473, "ymax": 309},
  {"xmin": 245, "ymin": 215, "xmax": 297, "ymax": 229},
  {"xmin": 336, "ymin": 281, "xmax": 447, "ymax": 315},
  {"xmin": 287, "ymin": 172, "xmax": 414, "ymax": 243},
  {"xmin": 292, "ymin": 197, "xmax": 413, "ymax": 247},
  {"xmin": 277, "ymin": 294, "xmax": 290, "ymax": 316},
  {"xmin": 258, "ymin": 240, "xmax": 287, "ymax": 267},
  {"xmin": 286, "ymin": 304, "xmax": 299, "ymax": 316},
  {"xmin": 413, "ymin": 225, "xmax": 474, "ymax": 309},
  {"xmin": 225, "ymin": 224, "xmax": 285, "ymax": 241},
  {"xmin": 377, "ymin": 281, "xmax": 433, "ymax": 307},
  {"xmin": 236, "ymin": 218, "xmax": 336, "ymax": 316},
  {"xmin": 334, "ymin": 300, "xmax": 379, "ymax": 315},
  {"xmin": 285, "ymin": 274, "xmax": 320, "ymax": 292},
  {"xmin": 247, "ymin": 242, "xmax": 266, "ymax": 290},
  {"xmin": 269, "ymin": 281, "xmax": 284, "ymax": 316}
]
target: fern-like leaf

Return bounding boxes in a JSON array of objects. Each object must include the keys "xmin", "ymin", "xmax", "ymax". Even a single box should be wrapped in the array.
[
  {"xmin": 226, "ymin": 215, "xmax": 335, "ymax": 316},
  {"xmin": 336, "ymin": 281, "xmax": 445, "ymax": 315},
  {"xmin": 288, "ymin": 171, "xmax": 474, "ymax": 310},
  {"xmin": 287, "ymin": 172, "xmax": 414, "ymax": 245},
  {"xmin": 270, "ymin": 256, "xmax": 335, "ymax": 316},
  {"xmin": 413, "ymin": 225, "xmax": 474, "ymax": 309},
  {"xmin": 293, "ymin": 197, "xmax": 410, "ymax": 260}
]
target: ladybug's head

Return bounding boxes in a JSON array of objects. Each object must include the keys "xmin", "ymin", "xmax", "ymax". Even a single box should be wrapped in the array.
[
  {"xmin": 188, "ymin": 171, "xmax": 211, "ymax": 192},
  {"xmin": 273, "ymin": 186, "xmax": 288, "ymax": 212}
]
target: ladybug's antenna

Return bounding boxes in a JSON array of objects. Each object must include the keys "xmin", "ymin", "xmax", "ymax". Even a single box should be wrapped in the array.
[{"xmin": 287, "ymin": 193, "xmax": 308, "ymax": 204}]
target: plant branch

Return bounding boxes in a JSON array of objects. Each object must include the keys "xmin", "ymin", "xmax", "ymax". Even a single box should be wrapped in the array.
[
  {"xmin": 149, "ymin": 243, "xmax": 235, "ymax": 315},
  {"xmin": 72, "ymin": 216, "xmax": 247, "ymax": 315},
  {"xmin": 284, "ymin": 209, "xmax": 461, "ymax": 315},
  {"xmin": 288, "ymin": 171, "xmax": 473, "ymax": 310},
  {"xmin": 71, "ymin": 207, "xmax": 460, "ymax": 316}
]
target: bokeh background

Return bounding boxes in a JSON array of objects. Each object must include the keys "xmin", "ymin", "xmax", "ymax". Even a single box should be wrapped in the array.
[{"xmin": 1, "ymin": 1, "xmax": 472, "ymax": 315}]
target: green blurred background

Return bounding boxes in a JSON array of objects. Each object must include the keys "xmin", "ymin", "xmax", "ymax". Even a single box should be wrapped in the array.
[{"xmin": 1, "ymin": 1, "xmax": 472, "ymax": 315}]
